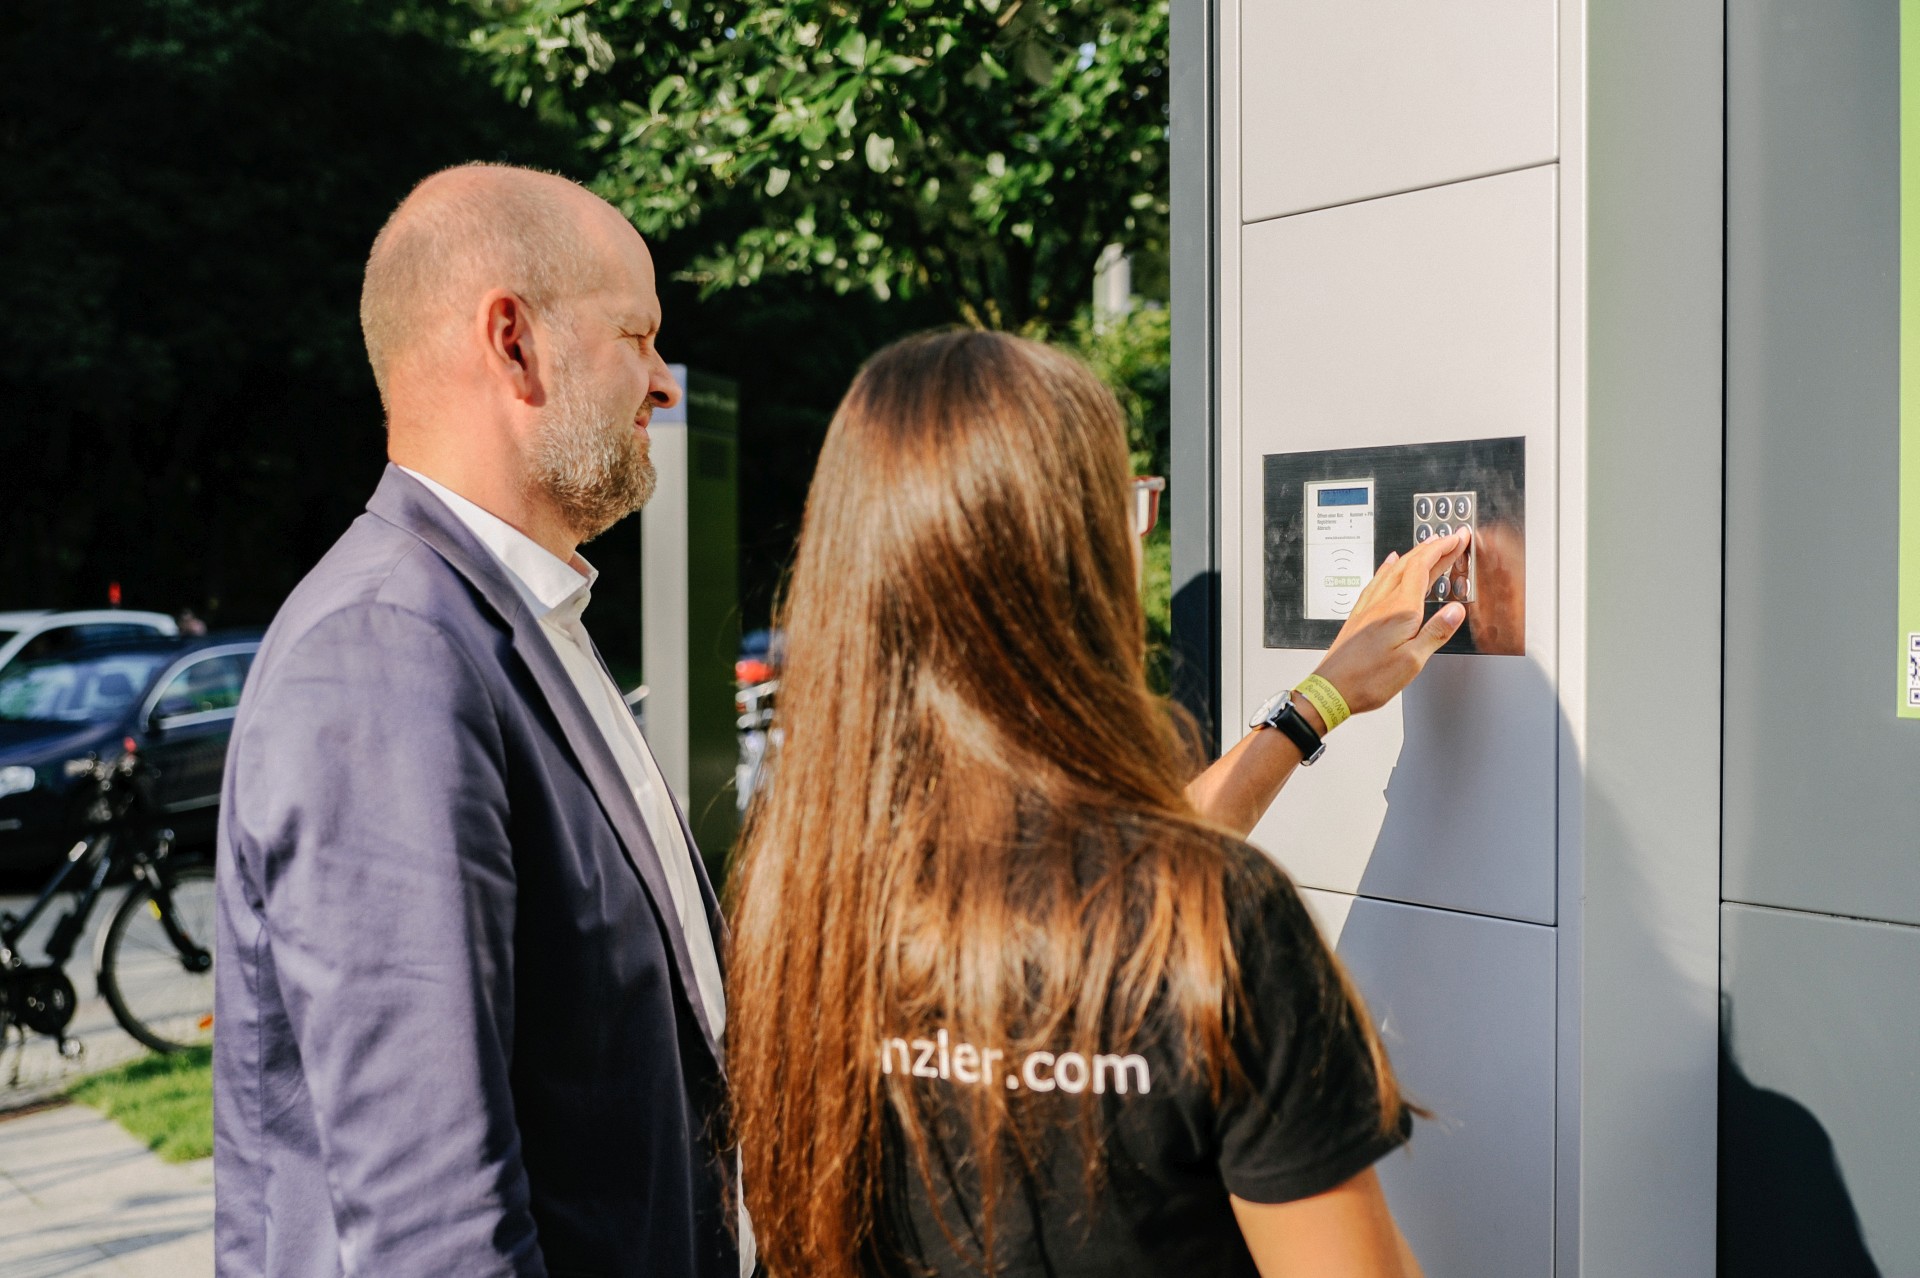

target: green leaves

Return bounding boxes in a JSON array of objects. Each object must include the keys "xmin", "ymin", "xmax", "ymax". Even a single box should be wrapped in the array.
[{"xmin": 462, "ymin": 0, "xmax": 1171, "ymax": 329}]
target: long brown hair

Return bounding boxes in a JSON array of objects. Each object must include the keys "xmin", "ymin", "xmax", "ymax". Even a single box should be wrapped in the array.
[{"xmin": 727, "ymin": 330, "xmax": 1404, "ymax": 1274}]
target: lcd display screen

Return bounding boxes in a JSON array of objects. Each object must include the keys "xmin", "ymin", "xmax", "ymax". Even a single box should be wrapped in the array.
[{"xmin": 1317, "ymin": 486, "xmax": 1371, "ymax": 507}]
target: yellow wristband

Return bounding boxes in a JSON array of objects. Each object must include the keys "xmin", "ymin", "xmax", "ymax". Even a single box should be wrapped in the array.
[{"xmin": 1292, "ymin": 674, "xmax": 1351, "ymax": 733}]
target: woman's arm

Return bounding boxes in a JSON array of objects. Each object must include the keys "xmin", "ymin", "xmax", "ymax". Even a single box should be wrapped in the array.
[
  {"xmin": 1184, "ymin": 714, "xmax": 1316, "ymax": 839},
  {"xmin": 1231, "ymin": 1170, "xmax": 1422, "ymax": 1278},
  {"xmin": 1186, "ymin": 529, "xmax": 1471, "ymax": 838}
]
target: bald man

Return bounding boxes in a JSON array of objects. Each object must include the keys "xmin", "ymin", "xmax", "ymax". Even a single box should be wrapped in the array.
[{"xmin": 213, "ymin": 165, "xmax": 746, "ymax": 1277}]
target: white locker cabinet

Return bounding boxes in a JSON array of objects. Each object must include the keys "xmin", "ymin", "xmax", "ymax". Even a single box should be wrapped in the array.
[
  {"xmin": 1303, "ymin": 890, "xmax": 1558, "ymax": 1278},
  {"xmin": 1239, "ymin": 0, "xmax": 1557, "ymax": 222},
  {"xmin": 1190, "ymin": 0, "xmax": 1726, "ymax": 1268},
  {"xmin": 1239, "ymin": 167, "xmax": 1558, "ymax": 925}
]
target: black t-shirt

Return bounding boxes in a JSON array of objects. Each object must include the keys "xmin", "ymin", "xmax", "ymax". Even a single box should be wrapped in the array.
[{"xmin": 869, "ymin": 844, "xmax": 1411, "ymax": 1277}]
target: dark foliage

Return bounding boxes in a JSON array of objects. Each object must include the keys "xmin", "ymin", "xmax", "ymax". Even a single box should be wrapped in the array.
[
  {"xmin": 0, "ymin": 0, "xmax": 573, "ymax": 623},
  {"xmin": 0, "ymin": 2, "xmax": 1066, "ymax": 638}
]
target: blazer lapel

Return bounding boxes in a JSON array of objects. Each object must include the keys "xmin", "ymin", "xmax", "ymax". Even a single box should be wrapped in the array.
[{"xmin": 367, "ymin": 466, "xmax": 725, "ymax": 1070}]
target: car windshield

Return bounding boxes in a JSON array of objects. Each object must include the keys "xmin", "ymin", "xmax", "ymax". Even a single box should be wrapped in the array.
[{"xmin": 0, "ymin": 652, "xmax": 171, "ymax": 724}]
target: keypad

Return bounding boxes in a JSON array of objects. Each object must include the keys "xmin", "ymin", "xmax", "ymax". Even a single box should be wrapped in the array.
[{"xmin": 1413, "ymin": 490, "xmax": 1477, "ymax": 604}]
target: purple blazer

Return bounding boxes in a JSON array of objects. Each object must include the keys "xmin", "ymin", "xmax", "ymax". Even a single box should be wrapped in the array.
[{"xmin": 213, "ymin": 466, "xmax": 734, "ymax": 1277}]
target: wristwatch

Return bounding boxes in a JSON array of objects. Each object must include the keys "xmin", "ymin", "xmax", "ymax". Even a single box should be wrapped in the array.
[{"xmin": 1249, "ymin": 689, "xmax": 1326, "ymax": 765}]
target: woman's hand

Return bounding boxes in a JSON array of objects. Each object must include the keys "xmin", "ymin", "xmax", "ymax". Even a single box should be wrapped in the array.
[
  {"xmin": 1185, "ymin": 529, "xmax": 1470, "ymax": 837},
  {"xmin": 1309, "ymin": 527, "xmax": 1470, "ymax": 724}
]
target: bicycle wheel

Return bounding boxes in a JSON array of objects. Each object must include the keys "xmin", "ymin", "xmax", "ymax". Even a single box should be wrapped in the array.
[{"xmin": 99, "ymin": 864, "xmax": 216, "ymax": 1053}]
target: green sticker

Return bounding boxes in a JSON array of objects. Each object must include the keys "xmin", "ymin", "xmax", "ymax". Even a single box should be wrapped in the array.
[{"xmin": 1904, "ymin": 0, "xmax": 1920, "ymax": 715}]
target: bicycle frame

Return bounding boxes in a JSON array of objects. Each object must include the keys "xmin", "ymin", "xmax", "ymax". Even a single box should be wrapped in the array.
[
  {"xmin": 129, "ymin": 850, "xmax": 212, "ymax": 973},
  {"xmin": 0, "ymin": 833, "xmax": 117, "ymax": 971},
  {"xmin": 1, "ymin": 748, "xmax": 204, "ymax": 978}
]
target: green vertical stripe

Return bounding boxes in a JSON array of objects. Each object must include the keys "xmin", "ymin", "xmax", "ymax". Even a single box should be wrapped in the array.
[{"xmin": 1903, "ymin": 0, "xmax": 1920, "ymax": 715}]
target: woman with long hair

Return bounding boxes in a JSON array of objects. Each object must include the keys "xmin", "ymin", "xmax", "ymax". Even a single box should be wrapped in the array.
[{"xmin": 728, "ymin": 330, "xmax": 1470, "ymax": 1277}]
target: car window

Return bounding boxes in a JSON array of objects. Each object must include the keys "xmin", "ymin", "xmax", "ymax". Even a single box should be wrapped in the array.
[
  {"xmin": 0, "ymin": 652, "xmax": 173, "ymax": 723},
  {"xmin": 152, "ymin": 653, "xmax": 252, "ymax": 722},
  {"xmin": 15, "ymin": 626, "xmax": 85, "ymax": 665},
  {"xmin": 76, "ymin": 623, "xmax": 160, "ymax": 646}
]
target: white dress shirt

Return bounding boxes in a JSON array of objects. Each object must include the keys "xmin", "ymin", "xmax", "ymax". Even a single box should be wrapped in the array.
[{"xmin": 400, "ymin": 469, "xmax": 752, "ymax": 1271}]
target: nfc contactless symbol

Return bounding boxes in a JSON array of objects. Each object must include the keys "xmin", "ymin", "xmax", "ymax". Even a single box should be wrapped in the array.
[{"xmin": 1324, "ymin": 547, "xmax": 1361, "ymax": 616}]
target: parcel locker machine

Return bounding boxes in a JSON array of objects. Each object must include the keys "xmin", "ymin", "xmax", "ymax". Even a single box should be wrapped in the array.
[
  {"xmin": 1174, "ymin": 1, "xmax": 1920, "ymax": 1274},
  {"xmin": 1170, "ymin": 1, "xmax": 1719, "ymax": 1274}
]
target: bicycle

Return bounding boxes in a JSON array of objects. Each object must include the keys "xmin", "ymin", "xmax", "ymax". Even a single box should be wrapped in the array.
[
  {"xmin": 0, "ymin": 747, "xmax": 216, "ymax": 1072},
  {"xmin": 734, "ymin": 677, "xmax": 779, "ymax": 813}
]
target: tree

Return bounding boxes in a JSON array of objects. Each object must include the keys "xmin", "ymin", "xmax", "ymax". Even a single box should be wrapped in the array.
[
  {"xmin": 0, "ymin": 0, "xmax": 573, "ymax": 620},
  {"xmin": 465, "ymin": 0, "xmax": 1170, "ymax": 330}
]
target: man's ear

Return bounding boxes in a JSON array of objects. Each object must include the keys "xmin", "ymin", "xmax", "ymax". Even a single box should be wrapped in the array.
[{"xmin": 480, "ymin": 289, "xmax": 547, "ymax": 407}]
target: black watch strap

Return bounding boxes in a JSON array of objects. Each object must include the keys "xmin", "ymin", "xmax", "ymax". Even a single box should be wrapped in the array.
[{"xmin": 1251, "ymin": 691, "xmax": 1325, "ymax": 765}]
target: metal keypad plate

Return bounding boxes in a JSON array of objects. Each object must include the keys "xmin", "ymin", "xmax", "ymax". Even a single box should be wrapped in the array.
[{"xmin": 1414, "ymin": 491, "xmax": 1476, "ymax": 603}]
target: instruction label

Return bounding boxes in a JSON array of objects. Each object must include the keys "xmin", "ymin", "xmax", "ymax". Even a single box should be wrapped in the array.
[{"xmin": 1303, "ymin": 479, "xmax": 1375, "ymax": 621}]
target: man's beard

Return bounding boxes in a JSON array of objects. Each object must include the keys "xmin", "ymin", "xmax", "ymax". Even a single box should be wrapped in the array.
[{"xmin": 529, "ymin": 348, "xmax": 657, "ymax": 543}]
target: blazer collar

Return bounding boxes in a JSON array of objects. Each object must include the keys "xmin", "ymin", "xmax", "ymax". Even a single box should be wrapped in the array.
[{"xmin": 367, "ymin": 464, "xmax": 726, "ymax": 1071}]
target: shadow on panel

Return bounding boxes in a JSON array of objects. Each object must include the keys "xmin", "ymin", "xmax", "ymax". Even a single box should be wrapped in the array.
[{"xmin": 1719, "ymin": 1013, "xmax": 1879, "ymax": 1276}]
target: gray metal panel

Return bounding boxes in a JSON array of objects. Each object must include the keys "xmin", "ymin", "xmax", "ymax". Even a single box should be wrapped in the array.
[
  {"xmin": 1238, "ymin": 168, "xmax": 1559, "ymax": 926},
  {"xmin": 1571, "ymin": 0, "xmax": 1725, "ymax": 1271},
  {"xmin": 1721, "ymin": 903, "xmax": 1920, "ymax": 1275},
  {"xmin": 1238, "ymin": 0, "xmax": 1557, "ymax": 222},
  {"xmin": 1305, "ymin": 890, "xmax": 1557, "ymax": 1278},
  {"xmin": 1170, "ymin": 0, "xmax": 1221, "ymax": 746},
  {"xmin": 1725, "ymin": 0, "xmax": 1920, "ymax": 926}
]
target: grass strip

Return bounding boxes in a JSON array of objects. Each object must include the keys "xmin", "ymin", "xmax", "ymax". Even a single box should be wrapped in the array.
[{"xmin": 67, "ymin": 1046, "xmax": 213, "ymax": 1163}]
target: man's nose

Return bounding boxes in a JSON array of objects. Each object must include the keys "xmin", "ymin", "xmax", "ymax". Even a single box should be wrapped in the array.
[{"xmin": 649, "ymin": 360, "xmax": 683, "ymax": 409}]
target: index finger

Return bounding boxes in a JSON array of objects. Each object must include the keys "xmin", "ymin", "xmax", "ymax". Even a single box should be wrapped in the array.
[{"xmin": 1399, "ymin": 526, "xmax": 1471, "ymax": 599}]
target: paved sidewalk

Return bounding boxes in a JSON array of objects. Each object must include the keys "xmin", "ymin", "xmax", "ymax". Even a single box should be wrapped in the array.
[{"xmin": 0, "ymin": 1102, "xmax": 213, "ymax": 1277}]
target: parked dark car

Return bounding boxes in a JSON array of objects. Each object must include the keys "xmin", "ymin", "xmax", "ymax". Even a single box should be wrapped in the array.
[{"xmin": 0, "ymin": 631, "xmax": 263, "ymax": 872}]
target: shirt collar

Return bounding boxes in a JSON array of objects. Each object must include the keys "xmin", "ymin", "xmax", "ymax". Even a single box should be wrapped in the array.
[{"xmin": 398, "ymin": 466, "xmax": 597, "ymax": 622}]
